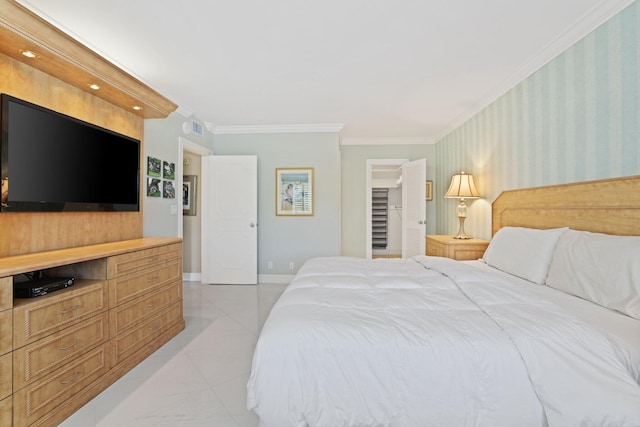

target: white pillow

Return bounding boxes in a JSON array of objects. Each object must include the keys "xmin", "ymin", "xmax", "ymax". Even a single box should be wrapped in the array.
[
  {"xmin": 546, "ymin": 229, "xmax": 640, "ymax": 319},
  {"xmin": 482, "ymin": 226, "xmax": 568, "ymax": 284}
]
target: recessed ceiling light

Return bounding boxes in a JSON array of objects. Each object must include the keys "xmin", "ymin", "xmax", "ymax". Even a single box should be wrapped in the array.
[
  {"xmin": 132, "ymin": 105, "xmax": 142, "ymax": 111},
  {"xmin": 88, "ymin": 83, "xmax": 100, "ymax": 90},
  {"xmin": 19, "ymin": 50, "xmax": 38, "ymax": 59}
]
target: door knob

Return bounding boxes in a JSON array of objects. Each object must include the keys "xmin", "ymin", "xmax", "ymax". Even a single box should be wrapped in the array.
[{"xmin": 250, "ymin": 223, "xmax": 256, "ymax": 228}]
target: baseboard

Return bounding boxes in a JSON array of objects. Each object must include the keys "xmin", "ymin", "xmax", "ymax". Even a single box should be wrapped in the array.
[
  {"xmin": 258, "ymin": 274, "xmax": 295, "ymax": 284},
  {"xmin": 183, "ymin": 272, "xmax": 201, "ymax": 282}
]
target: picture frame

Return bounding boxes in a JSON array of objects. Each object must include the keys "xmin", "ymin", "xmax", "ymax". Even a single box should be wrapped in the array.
[
  {"xmin": 183, "ymin": 175, "xmax": 197, "ymax": 216},
  {"xmin": 147, "ymin": 156, "xmax": 161, "ymax": 177},
  {"xmin": 276, "ymin": 168, "xmax": 314, "ymax": 216},
  {"xmin": 147, "ymin": 178, "xmax": 161, "ymax": 197},
  {"xmin": 163, "ymin": 180, "xmax": 175, "ymax": 199},
  {"xmin": 426, "ymin": 180, "xmax": 433, "ymax": 201},
  {"xmin": 163, "ymin": 161, "xmax": 176, "ymax": 180}
]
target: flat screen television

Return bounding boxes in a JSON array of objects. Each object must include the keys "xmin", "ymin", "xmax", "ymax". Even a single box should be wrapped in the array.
[{"xmin": 1, "ymin": 94, "xmax": 140, "ymax": 212}]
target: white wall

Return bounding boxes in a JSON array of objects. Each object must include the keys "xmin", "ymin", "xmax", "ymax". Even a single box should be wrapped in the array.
[
  {"xmin": 143, "ymin": 112, "xmax": 214, "ymax": 238},
  {"xmin": 213, "ymin": 132, "xmax": 341, "ymax": 275},
  {"xmin": 340, "ymin": 144, "xmax": 436, "ymax": 257}
]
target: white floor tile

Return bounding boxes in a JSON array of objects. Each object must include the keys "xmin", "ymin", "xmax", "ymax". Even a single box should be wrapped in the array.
[{"xmin": 59, "ymin": 282, "xmax": 285, "ymax": 427}]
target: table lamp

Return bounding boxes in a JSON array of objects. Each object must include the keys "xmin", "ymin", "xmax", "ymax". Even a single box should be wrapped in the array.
[{"xmin": 444, "ymin": 171, "xmax": 480, "ymax": 239}]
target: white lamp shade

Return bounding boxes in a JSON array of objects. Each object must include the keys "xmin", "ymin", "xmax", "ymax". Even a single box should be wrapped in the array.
[{"xmin": 444, "ymin": 172, "xmax": 480, "ymax": 199}]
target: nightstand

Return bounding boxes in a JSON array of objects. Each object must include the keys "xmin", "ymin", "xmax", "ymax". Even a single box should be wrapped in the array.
[{"xmin": 425, "ymin": 235, "xmax": 490, "ymax": 261}]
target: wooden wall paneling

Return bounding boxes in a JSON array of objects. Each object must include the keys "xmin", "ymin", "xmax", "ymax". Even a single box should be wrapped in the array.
[
  {"xmin": 0, "ymin": 0, "xmax": 177, "ymax": 119},
  {"xmin": 0, "ymin": 277, "xmax": 12, "ymax": 356},
  {"xmin": 0, "ymin": 53, "xmax": 145, "ymax": 257}
]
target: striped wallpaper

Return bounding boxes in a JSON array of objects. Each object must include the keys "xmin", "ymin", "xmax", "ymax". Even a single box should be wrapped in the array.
[{"xmin": 435, "ymin": 1, "xmax": 640, "ymax": 240}]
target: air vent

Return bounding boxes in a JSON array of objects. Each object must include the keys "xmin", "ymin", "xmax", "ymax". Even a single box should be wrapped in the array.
[{"xmin": 192, "ymin": 120, "xmax": 204, "ymax": 136}]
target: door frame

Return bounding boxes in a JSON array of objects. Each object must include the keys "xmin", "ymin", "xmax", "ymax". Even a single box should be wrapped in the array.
[
  {"xmin": 365, "ymin": 159, "xmax": 407, "ymax": 259},
  {"xmin": 178, "ymin": 137, "xmax": 213, "ymax": 239}
]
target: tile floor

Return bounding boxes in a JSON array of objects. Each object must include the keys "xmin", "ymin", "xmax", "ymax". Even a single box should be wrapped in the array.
[{"xmin": 60, "ymin": 281, "xmax": 287, "ymax": 427}]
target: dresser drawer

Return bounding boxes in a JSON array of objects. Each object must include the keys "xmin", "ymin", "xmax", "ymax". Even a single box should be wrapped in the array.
[
  {"xmin": 0, "ymin": 353, "xmax": 11, "ymax": 401},
  {"xmin": 110, "ymin": 280, "xmax": 182, "ymax": 336},
  {"xmin": 0, "ymin": 277, "xmax": 11, "ymax": 311},
  {"xmin": 108, "ymin": 243, "xmax": 181, "ymax": 278},
  {"xmin": 0, "ymin": 310, "xmax": 12, "ymax": 356},
  {"xmin": 0, "ymin": 396, "xmax": 11, "ymax": 427},
  {"xmin": 13, "ymin": 343, "xmax": 110, "ymax": 427},
  {"xmin": 13, "ymin": 281, "xmax": 108, "ymax": 348},
  {"xmin": 112, "ymin": 301, "xmax": 183, "ymax": 365},
  {"xmin": 13, "ymin": 312, "xmax": 109, "ymax": 391},
  {"xmin": 109, "ymin": 260, "xmax": 181, "ymax": 306}
]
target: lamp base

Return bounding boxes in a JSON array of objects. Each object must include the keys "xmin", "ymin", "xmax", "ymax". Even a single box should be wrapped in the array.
[{"xmin": 453, "ymin": 216, "xmax": 471, "ymax": 239}]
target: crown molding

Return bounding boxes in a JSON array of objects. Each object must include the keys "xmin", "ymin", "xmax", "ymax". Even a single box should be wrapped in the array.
[
  {"xmin": 341, "ymin": 137, "xmax": 434, "ymax": 146},
  {"xmin": 174, "ymin": 106, "xmax": 192, "ymax": 118},
  {"xmin": 434, "ymin": 0, "xmax": 636, "ymax": 142},
  {"xmin": 3, "ymin": 0, "xmax": 177, "ymax": 119},
  {"xmin": 211, "ymin": 124, "xmax": 344, "ymax": 135}
]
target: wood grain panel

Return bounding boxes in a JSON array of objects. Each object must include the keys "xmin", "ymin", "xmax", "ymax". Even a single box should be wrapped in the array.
[
  {"xmin": 111, "ymin": 301, "xmax": 183, "ymax": 365},
  {"xmin": 108, "ymin": 243, "xmax": 182, "ymax": 277},
  {"xmin": 0, "ymin": 396, "xmax": 10, "ymax": 427},
  {"xmin": 0, "ymin": 0, "xmax": 177, "ymax": 118},
  {"xmin": 13, "ymin": 281, "xmax": 108, "ymax": 348},
  {"xmin": 0, "ymin": 238, "xmax": 182, "ymax": 278},
  {"xmin": 0, "ymin": 277, "xmax": 11, "ymax": 311},
  {"xmin": 13, "ymin": 343, "xmax": 111, "ymax": 427},
  {"xmin": 0, "ymin": 310, "xmax": 12, "ymax": 356},
  {"xmin": 0, "ymin": 52, "xmax": 145, "ymax": 258},
  {"xmin": 109, "ymin": 261, "xmax": 182, "ymax": 307},
  {"xmin": 492, "ymin": 175, "xmax": 640, "ymax": 236},
  {"xmin": 0, "ymin": 353, "xmax": 11, "ymax": 400},
  {"xmin": 109, "ymin": 280, "xmax": 182, "ymax": 336},
  {"xmin": 13, "ymin": 312, "xmax": 109, "ymax": 390}
]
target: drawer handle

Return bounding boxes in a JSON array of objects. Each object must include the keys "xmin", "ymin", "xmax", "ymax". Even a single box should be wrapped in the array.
[
  {"xmin": 146, "ymin": 276, "xmax": 160, "ymax": 282},
  {"xmin": 149, "ymin": 256, "xmax": 159, "ymax": 262},
  {"xmin": 147, "ymin": 303, "xmax": 154, "ymax": 308},
  {"xmin": 59, "ymin": 305, "xmax": 82, "ymax": 314},
  {"xmin": 147, "ymin": 324, "xmax": 160, "ymax": 331},
  {"xmin": 60, "ymin": 371, "xmax": 84, "ymax": 385},
  {"xmin": 59, "ymin": 338, "xmax": 82, "ymax": 351}
]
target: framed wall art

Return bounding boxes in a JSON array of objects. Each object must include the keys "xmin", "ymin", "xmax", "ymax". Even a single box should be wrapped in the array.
[
  {"xmin": 426, "ymin": 180, "xmax": 433, "ymax": 201},
  {"xmin": 183, "ymin": 175, "xmax": 197, "ymax": 216},
  {"xmin": 276, "ymin": 168, "xmax": 314, "ymax": 216}
]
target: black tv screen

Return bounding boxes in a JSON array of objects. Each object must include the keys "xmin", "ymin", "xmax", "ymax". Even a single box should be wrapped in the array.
[{"xmin": 1, "ymin": 94, "xmax": 140, "ymax": 212}]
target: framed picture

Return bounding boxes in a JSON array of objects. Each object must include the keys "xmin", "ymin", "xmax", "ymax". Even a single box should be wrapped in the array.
[
  {"xmin": 276, "ymin": 168, "xmax": 314, "ymax": 216},
  {"xmin": 183, "ymin": 175, "xmax": 197, "ymax": 216},
  {"xmin": 147, "ymin": 178, "xmax": 161, "ymax": 197},
  {"xmin": 163, "ymin": 161, "xmax": 176, "ymax": 180},
  {"xmin": 147, "ymin": 156, "xmax": 161, "ymax": 177},
  {"xmin": 426, "ymin": 180, "xmax": 433, "ymax": 201},
  {"xmin": 163, "ymin": 180, "xmax": 175, "ymax": 199}
]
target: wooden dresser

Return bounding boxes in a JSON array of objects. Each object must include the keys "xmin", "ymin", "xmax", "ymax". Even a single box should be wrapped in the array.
[
  {"xmin": 425, "ymin": 235, "xmax": 490, "ymax": 261},
  {"xmin": 0, "ymin": 238, "xmax": 184, "ymax": 427}
]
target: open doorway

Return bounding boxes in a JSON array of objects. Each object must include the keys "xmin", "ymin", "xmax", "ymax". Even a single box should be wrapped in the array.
[
  {"xmin": 179, "ymin": 137, "xmax": 212, "ymax": 282},
  {"xmin": 366, "ymin": 159, "xmax": 406, "ymax": 259},
  {"xmin": 366, "ymin": 158, "xmax": 427, "ymax": 259}
]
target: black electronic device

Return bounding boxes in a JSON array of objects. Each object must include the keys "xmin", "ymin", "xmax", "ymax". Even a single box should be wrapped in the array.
[
  {"xmin": 0, "ymin": 93, "xmax": 140, "ymax": 212},
  {"xmin": 14, "ymin": 276, "xmax": 75, "ymax": 298}
]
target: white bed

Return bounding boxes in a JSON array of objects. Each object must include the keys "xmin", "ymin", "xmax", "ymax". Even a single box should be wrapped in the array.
[{"xmin": 247, "ymin": 176, "xmax": 640, "ymax": 427}]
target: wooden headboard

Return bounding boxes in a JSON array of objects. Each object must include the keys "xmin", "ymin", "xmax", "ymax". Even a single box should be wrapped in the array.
[{"xmin": 492, "ymin": 175, "xmax": 640, "ymax": 237}]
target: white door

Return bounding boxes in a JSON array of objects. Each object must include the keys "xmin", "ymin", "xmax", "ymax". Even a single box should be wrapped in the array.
[
  {"xmin": 402, "ymin": 159, "xmax": 426, "ymax": 258},
  {"xmin": 201, "ymin": 155, "xmax": 257, "ymax": 284}
]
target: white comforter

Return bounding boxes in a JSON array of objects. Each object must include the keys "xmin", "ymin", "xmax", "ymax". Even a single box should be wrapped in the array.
[{"xmin": 247, "ymin": 256, "xmax": 640, "ymax": 427}]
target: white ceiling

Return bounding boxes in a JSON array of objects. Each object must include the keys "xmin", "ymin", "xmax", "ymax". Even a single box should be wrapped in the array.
[{"xmin": 17, "ymin": 0, "xmax": 633, "ymax": 142}]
